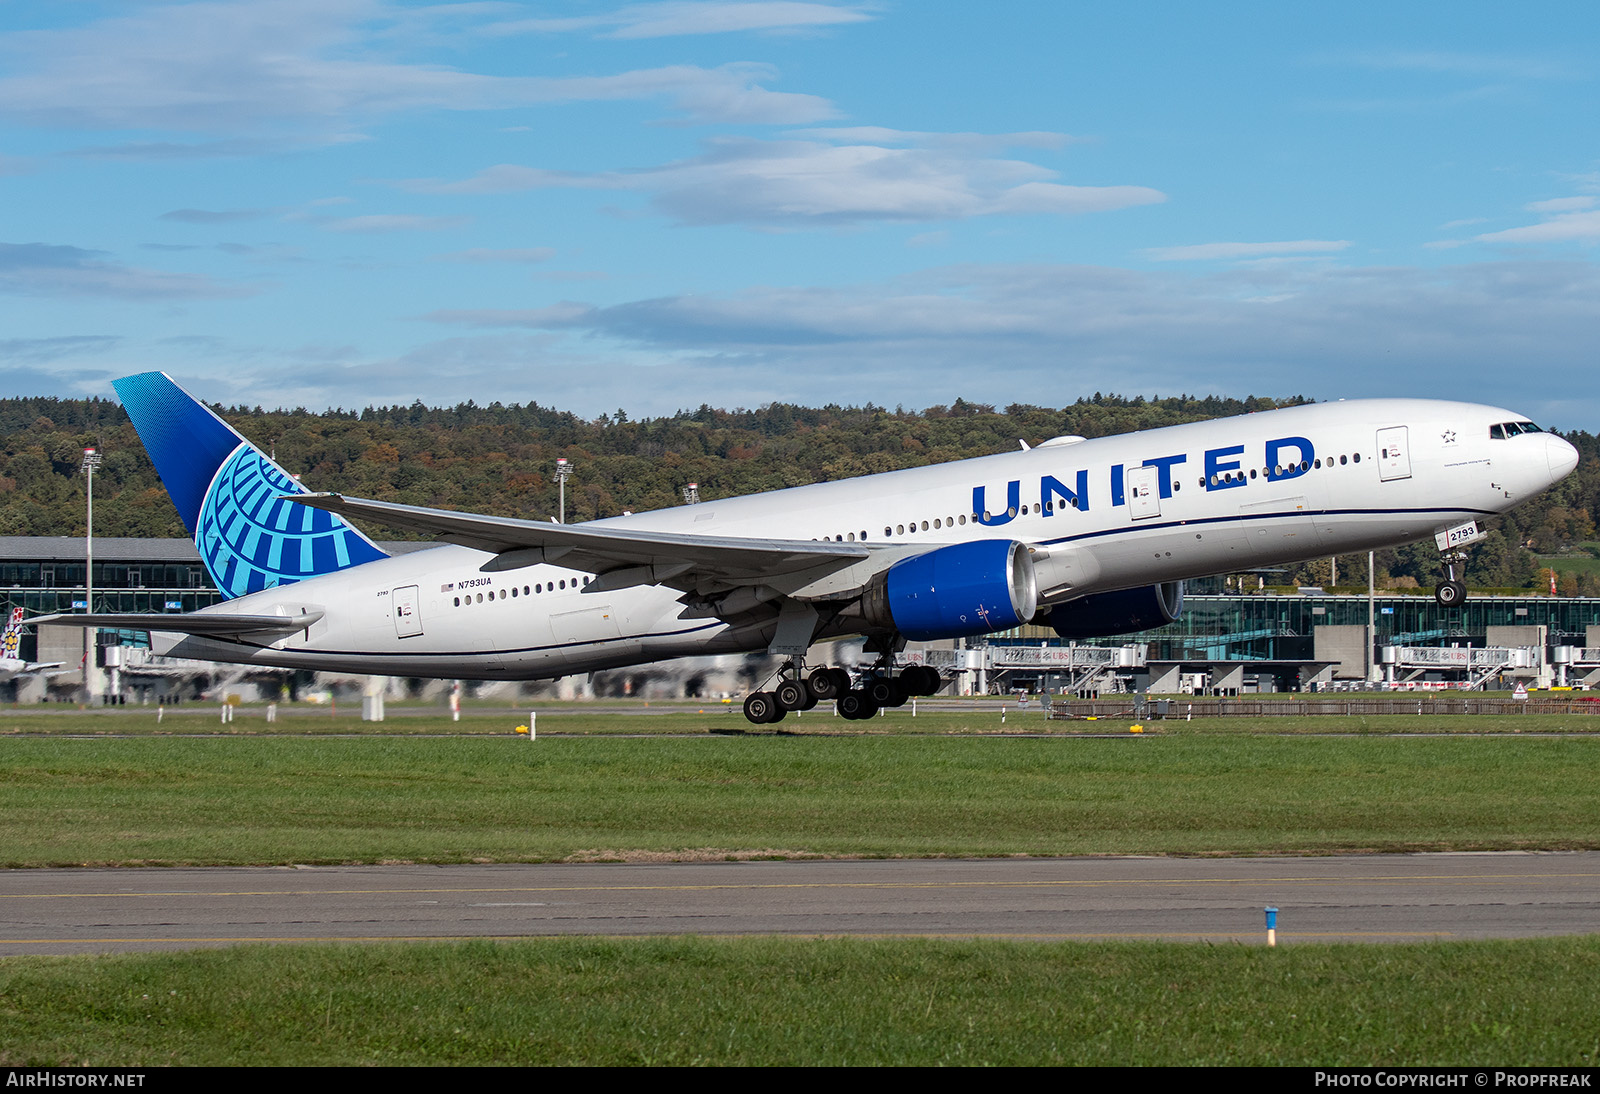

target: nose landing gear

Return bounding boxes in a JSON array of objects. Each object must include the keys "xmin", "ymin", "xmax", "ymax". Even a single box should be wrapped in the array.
[
  {"xmin": 1434, "ymin": 551, "xmax": 1469, "ymax": 607},
  {"xmin": 1431, "ymin": 521, "xmax": 1485, "ymax": 608}
]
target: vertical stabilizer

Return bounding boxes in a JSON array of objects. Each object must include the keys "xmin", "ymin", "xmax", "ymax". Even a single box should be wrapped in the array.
[
  {"xmin": 113, "ymin": 372, "xmax": 388, "ymax": 599},
  {"xmin": 2, "ymin": 607, "xmax": 23, "ymax": 662}
]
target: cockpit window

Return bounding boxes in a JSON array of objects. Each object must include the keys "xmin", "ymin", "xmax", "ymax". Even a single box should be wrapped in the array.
[
  {"xmin": 1518, "ymin": 421, "xmax": 1542, "ymax": 433},
  {"xmin": 1490, "ymin": 424, "xmax": 1505, "ymax": 440},
  {"xmin": 1491, "ymin": 421, "xmax": 1544, "ymax": 439}
]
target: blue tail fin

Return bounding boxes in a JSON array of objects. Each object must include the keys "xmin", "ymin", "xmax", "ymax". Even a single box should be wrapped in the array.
[{"xmin": 114, "ymin": 372, "xmax": 388, "ymax": 599}]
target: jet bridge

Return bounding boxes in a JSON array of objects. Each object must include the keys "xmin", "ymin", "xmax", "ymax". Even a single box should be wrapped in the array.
[
  {"xmin": 1553, "ymin": 647, "xmax": 1600, "ymax": 689},
  {"xmin": 911, "ymin": 644, "xmax": 1147, "ymax": 696},
  {"xmin": 1380, "ymin": 645, "xmax": 1537, "ymax": 690}
]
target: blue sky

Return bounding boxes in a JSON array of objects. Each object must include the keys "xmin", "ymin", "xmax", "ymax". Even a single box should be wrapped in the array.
[{"xmin": 1, "ymin": 1, "xmax": 1597, "ymax": 424}]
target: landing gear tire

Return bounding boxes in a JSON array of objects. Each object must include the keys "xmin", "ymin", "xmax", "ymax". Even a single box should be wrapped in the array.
[
  {"xmin": 837, "ymin": 691, "xmax": 878, "ymax": 720},
  {"xmin": 905, "ymin": 665, "xmax": 939, "ymax": 695},
  {"xmin": 867, "ymin": 675, "xmax": 908, "ymax": 707},
  {"xmin": 808, "ymin": 667, "xmax": 846, "ymax": 701},
  {"xmin": 1434, "ymin": 579, "xmax": 1466, "ymax": 607},
  {"xmin": 775, "ymin": 678, "xmax": 813, "ymax": 711},
  {"xmin": 744, "ymin": 691, "xmax": 785, "ymax": 724}
]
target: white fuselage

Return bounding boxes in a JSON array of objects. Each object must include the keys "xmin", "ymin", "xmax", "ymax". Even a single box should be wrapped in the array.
[{"xmin": 153, "ymin": 398, "xmax": 1577, "ymax": 679}]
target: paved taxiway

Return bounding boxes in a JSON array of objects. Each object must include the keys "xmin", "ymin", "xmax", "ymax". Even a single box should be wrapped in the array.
[{"xmin": 3, "ymin": 853, "xmax": 1597, "ymax": 954}]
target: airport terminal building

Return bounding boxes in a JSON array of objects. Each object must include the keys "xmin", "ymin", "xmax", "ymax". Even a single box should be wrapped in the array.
[{"xmin": 969, "ymin": 591, "xmax": 1600, "ymax": 696}]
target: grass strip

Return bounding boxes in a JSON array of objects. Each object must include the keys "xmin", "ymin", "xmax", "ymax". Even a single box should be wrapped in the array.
[
  {"xmin": 3, "ymin": 936, "xmax": 1598, "ymax": 1066},
  {"xmin": 5, "ymin": 707, "xmax": 1600, "ymax": 736},
  {"xmin": 4, "ymin": 734, "xmax": 1599, "ymax": 865}
]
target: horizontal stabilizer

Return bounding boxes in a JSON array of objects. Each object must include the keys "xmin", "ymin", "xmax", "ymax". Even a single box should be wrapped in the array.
[{"xmin": 30, "ymin": 610, "xmax": 324, "ymax": 638}]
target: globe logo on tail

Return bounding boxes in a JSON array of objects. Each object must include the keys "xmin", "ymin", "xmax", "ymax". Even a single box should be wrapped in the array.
[{"xmin": 197, "ymin": 443, "xmax": 384, "ymax": 599}]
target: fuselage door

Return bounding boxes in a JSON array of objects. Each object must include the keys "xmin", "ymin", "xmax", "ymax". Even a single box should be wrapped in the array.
[
  {"xmin": 1126, "ymin": 466, "xmax": 1161, "ymax": 520},
  {"xmin": 1377, "ymin": 426, "xmax": 1411, "ymax": 482},
  {"xmin": 392, "ymin": 585, "xmax": 423, "ymax": 638}
]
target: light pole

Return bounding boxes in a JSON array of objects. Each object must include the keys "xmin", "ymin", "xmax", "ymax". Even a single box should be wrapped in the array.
[
  {"xmin": 682, "ymin": 482, "xmax": 700, "ymax": 505},
  {"xmin": 1367, "ymin": 550, "xmax": 1377, "ymax": 684},
  {"xmin": 553, "ymin": 458, "xmax": 573, "ymax": 524},
  {"xmin": 81, "ymin": 446, "xmax": 102, "ymax": 703}
]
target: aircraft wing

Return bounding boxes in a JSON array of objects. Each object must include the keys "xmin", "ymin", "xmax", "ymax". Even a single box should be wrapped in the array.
[
  {"xmin": 29, "ymin": 611, "xmax": 325, "ymax": 638},
  {"xmin": 290, "ymin": 493, "xmax": 876, "ymax": 593}
]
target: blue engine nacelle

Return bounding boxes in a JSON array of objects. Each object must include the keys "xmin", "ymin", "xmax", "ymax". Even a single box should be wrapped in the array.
[
  {"xmin": 861, "ymin": 540, "xmax": 1038, "ymax": 641},
  {"xmin": 1045, "ymin": 582, "xmax": 1184, "ymax": 639}
]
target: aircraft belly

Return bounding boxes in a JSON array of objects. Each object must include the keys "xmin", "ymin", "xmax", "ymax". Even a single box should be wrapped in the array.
[
  {"xmin": 1240, "ymin": 496, "xmax": 1317, "ymax": 561},
  {"xmin": 1088, "ymin": 523, "xmax": 1248, "ymax": 587}
]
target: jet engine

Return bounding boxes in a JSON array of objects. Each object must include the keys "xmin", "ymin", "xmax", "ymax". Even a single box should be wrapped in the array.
[
  {"xmin": 860, "ymin": 539, "xmax": 1038, "ymax": 641},
  {"xmin": 1045, "ymin": 581, "xmax": 1183, "ymax": 639}
]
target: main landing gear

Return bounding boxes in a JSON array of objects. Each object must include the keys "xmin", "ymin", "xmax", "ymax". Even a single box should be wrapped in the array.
[
  {"xmin": 741, "ymin": 661, "xmax": 945, "ymax": 724},
  {"xmin": 1434, "ymin": 550, "xmax": 1468, "ymax": 608},
  {"xmin": 742, "ymin": 661, "xmax": 822, "ymax": 725}
]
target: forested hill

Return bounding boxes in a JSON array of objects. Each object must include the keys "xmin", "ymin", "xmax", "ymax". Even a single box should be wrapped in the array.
[{"xmin": 1, "ymin": 392, "xmax": 1596, "ymax": 592}]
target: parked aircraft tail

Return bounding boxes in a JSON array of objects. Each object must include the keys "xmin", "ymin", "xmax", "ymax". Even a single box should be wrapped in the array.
[
  {"xmin": 113, "ymin": 372, "xmax": 388, "ymax": 599},
  {"xmin": 3, "ymin": 606, "xmax": 24, "ymax": 660}
]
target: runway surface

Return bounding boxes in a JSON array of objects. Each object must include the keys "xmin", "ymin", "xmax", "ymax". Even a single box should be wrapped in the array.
[{"xmin": 3, "ymin": 853, "xmax": 1597, "ymax": 954}]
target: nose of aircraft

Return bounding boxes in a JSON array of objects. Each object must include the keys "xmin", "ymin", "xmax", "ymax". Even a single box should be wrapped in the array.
[{"xmin": 1547, "ymin": 434, "xmax": 1580, "ymax": 482}]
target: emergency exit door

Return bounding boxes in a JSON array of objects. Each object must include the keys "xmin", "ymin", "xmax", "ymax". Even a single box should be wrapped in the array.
[
  {"xmin": 1377, "ymin": 426, "xmax": 1411, "ymax": 481},
  {"xmin": 1126, "ymin": 466, "xmax": 1161, "ymax": 519},
  {"xmin": 392, "ymin": 585, "xmax": 423, "ymax": 638}
]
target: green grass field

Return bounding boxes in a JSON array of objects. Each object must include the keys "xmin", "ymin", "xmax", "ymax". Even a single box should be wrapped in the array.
[
  {"xmin": 4, "ymin": 732, "xmax": 1599, "ymax": 865},
  {"xmin": 4, "ymin": 937, "xmax": 1598, "ymax": 1066},
  {"xmin": 6, "ymin": 700, "xmax": 1600, "ymax": 737}
]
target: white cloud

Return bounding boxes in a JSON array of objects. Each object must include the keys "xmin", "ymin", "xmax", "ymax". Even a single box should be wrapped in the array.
[
  {"xmin": 408, "ymin": 259, "xmax": 1600, "ymax": 424},
  {"xmin": 787, "ymin": 127, "xmax": 1076, "ymax": 152},
  {"xmin": 486, "ymin": 2, "xmax": 874, "ymax": 40},
  {"xmin": 1526, "ymin": 196, "xmax": 1596, "ymax": 213},
  {"xmin": 508, "ymin": 63, "xmax": 838, "ymax": 125},
  {"xmin": 402, "ymin": 165, "xmax": 595, "ymax": 195},
  {"xmin": 214, "ymin": 333, "xmax": 603, "ymax": 414},
  {"xmin": 1474, "ymin": 210, "xmax": 1600, "ymax": 245},
  {"xmin": 0, "ymin": 335, "xmax": 122, "ymax": 363},
  {"xmin": 403, "ymin": 132, "xmax": 1165, "ymax": 227},
  {"xmin": 159, "ymin": 208, "xmax": 276, "ymax": 224},
  {"xmin": 1146, "ymin": 240, "xmax": 1351, "ymax": 262},
  {"xmin": 0, "ymin": 2, "xmax": 836, "ymax": 132},
  {"xmin": 113, "ymin": 257, "xmax": 1597, "ymax": 425},
  {"xmin": 0, "ymin": 0, "xmax": 474, "ymax": 131},
  {"xmin": 0, "ymin": 242, "xmax": 255, "ymax": 299}
]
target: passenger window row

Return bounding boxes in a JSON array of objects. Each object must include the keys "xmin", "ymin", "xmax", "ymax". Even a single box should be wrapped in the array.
[
  {"xmin": 1200, "ymin": 452, "xmax": 1363, "ymax": 488},
  {"xmin": 453, "ymin": 575, "xmax": 590, "ymax": 607}
]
